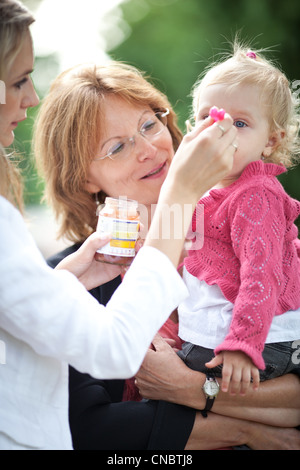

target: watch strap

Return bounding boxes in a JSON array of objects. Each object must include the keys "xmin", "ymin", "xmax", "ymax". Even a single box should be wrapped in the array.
[
  {"xmin": 201, "ymin": 396, "xmax": 215, "ymax": 418},
  {"xmin": 201, "ymin": 373, "xmax": 218, "ymax": 418}
]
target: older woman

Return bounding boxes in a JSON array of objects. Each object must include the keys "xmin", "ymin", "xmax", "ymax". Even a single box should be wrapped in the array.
[
  {"xmin": 0, "ymin": 0, "xmax": 242, "ymax": 450},
  {"xmin": 34, "ymin": 61, "xmax": 300, "ymax": 450}
]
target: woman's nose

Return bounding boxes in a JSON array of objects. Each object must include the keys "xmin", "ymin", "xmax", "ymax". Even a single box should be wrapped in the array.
[
  {"xmin": 21, "ymin": 79, "xmax": 39, "ymax": 109},
  {"xmin": 135, "ymin": 133, "xmax": 157, "ymax": 162}
]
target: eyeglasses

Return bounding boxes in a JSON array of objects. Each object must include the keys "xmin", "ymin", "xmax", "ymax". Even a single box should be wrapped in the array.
[{"xmin": 94, "ymin": 108, "xmax": 169, "ymax": 161}]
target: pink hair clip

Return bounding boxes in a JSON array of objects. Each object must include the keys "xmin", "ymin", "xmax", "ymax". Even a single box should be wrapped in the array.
[
  {"xmin": 209, "ymin": 106, "xmax": 226, "ymax": 122},
  {"xmin": 246, "ymin": 50, "xmax": 257, "ymax": 59}
]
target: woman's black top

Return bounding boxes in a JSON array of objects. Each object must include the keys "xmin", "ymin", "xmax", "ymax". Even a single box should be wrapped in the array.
[{"xmin": 47, "ymin": 244, "xmax": 196, "ymax": 450}]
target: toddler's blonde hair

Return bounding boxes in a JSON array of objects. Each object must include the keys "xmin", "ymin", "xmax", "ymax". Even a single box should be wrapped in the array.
[{"xmin": 192, "ymin": 40, "xmax": 300, "ymax": 168}]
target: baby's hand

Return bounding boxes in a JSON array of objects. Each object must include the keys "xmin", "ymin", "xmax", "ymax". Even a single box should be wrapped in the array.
[{"xmin": 205, "ymin": 351, "xmax": 260, "ymax": 396}]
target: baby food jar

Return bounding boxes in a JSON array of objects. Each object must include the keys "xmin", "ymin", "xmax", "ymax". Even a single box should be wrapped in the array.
[{"xmin": 95, "ymin": 197, "xmax": 140, "ymax": 266}]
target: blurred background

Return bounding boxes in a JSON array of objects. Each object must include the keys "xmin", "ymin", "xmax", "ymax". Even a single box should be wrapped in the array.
[{"xmin": 14, "ymin": 0, "xmax": 300, "ymax": 257}]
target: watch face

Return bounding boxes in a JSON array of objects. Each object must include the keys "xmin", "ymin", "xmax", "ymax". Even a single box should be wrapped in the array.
[{"xmin": 204, "ymin": 378, "xmax": 219, "ymax": 397}]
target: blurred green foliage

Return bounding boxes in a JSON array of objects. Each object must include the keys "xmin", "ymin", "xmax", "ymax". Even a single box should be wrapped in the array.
[
  {"xmin": 12, "ymin": 105, "xmax": 42, "ymax": 205},
  {"xmin": 14, "ymin": 0, "xmax": 300, "ymax": 221},
  {"xmin": 112, "ymin": 0, "xmax": 300, "ymax": 126}
]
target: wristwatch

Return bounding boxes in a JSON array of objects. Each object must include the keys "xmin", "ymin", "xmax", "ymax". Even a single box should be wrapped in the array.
[{"xmin": 201, "ymin": 373, "xmax": 220, "ymax": 417}]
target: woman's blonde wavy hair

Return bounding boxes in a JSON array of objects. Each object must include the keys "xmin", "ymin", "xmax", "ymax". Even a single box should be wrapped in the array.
[
  {"xmin": 0, "ymin": 0, "xmax": 35, "ymax": 211},
  {"xmin": 192, "ymin": 40, "xmax": 300, "ymax": 168},
  {"xmin": 34, "ymin": 62, "xmax": 182, "ymax": 243}
]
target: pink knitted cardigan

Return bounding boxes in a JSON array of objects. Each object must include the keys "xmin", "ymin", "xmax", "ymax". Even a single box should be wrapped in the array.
[{"xmin": 184, "ymin": 161, "xmax": 300, "ymax": 369}]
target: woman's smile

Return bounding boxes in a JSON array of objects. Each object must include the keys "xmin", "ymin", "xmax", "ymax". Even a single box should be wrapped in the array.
[
  {"xmin": 141, "ymin": 161, "xmax": 167, "ymax": 179},
  {"xmin": 86, "ymin": 95, "xmax": 174, "ymax": 207}
]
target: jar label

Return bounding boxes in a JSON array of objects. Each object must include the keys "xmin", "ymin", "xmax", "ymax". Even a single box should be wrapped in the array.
[{"xmin": 97, "ymin": 215, "xmax": 140, "ymax": 257}]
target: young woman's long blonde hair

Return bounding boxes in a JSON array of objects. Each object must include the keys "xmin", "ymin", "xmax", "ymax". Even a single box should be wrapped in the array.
[
  {"xmin": 34, "ymin": 62, "xmax": 183, "ymax": 243},
  {"xmin": 0, "ymin": 0, "xmax": 35, "ymax": 211}
]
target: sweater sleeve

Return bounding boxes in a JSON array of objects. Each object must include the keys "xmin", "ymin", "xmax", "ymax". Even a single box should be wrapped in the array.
[
  {"xmin": 214, "ymin": 185, "xmax": 287, "ymax": 369},
  {"xmin": 0, "ymin": 197, "xmax": 188, "ymax": 379}
]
